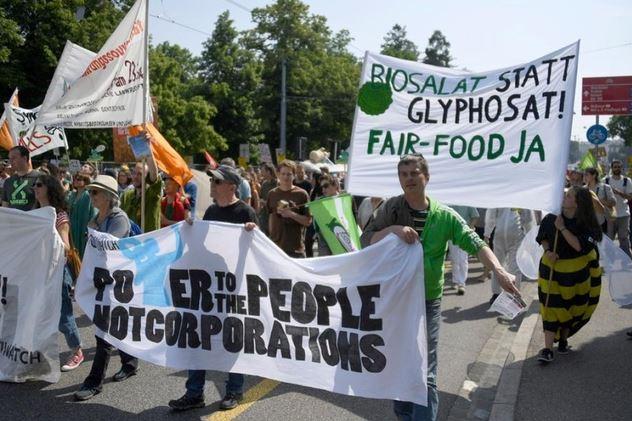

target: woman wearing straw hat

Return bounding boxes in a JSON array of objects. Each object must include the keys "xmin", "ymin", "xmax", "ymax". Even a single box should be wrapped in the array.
[
  {"xmin": 74, "ymin": 175, "xmax": 138, "ymax": 401},
  {"xmin": 536, "ymin": 186, "xmax": 603, "ymax": 363}
]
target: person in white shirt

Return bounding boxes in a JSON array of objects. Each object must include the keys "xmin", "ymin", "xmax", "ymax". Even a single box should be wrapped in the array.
[{"xmin": 604, "ymin": 160, "xmax": 632, "ymax": 258}]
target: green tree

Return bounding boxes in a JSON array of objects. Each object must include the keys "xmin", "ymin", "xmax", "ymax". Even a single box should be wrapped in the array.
[
  {"xmin": 247, "ymin": 0, "xmax": 359, "ymax": 155},
  {"xmin": 199, "ymin": 11, "xmax": 262, "ymax": 159},
  {"xmin": 423, "ymin": 30, "xmax": 452, "ymax": 67},
  {"xmin": 607, "ymin": 115, "xmax": 632, "ymax": 146},
  {"xmin": 149, "ymin": 42, "xmax": 226, "ymax": 155},
  {"xmin": 380, "ymin": 24, "xmax": 419, "ymax": 61}
]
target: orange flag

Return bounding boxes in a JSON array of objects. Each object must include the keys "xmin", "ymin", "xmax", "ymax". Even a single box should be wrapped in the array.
[
  {"xmin": 129, "ymin": 123, "xmax": 193, "ymax": 187},
  {"xmin": 0, "ymin": 89, "xmax": 19, "ymax": 151}
]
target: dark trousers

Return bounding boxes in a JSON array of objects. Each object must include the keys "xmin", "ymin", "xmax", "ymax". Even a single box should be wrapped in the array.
[{"xmin": 83, "ymin": 336, "xmax": 138, "ymax": 390}]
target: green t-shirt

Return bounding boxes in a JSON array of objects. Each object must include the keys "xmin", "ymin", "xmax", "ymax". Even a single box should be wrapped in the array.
[
  {"xmin": 120, "ymin": 176, "xmax": 163, "ymax": 233},
  {"xmin": 1, "ymin": 171, "xmax": 41, "ymax": 210}
]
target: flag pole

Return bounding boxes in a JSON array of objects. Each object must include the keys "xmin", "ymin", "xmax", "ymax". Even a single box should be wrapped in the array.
[{"xmin": 140, "ymin": 0, "xmax": 149, "ymax": 233}]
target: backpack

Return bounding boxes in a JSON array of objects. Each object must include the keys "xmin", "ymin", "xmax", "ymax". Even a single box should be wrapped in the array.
[{"xmin": 605, "ymin": 176, "xmax": 629, "ymax": 187}]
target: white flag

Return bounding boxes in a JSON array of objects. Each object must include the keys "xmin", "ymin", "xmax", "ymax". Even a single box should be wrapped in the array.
[
  {"xmin": 3, "ymin": 103, "xmax": 68, "ymax": 157},
  {"xmin": 36, "ymin": 0, "xmax": 151, "ymax": 128},
  {"xmin": 39, "ymin": 41, "xmax": 96, "ymax": 114},
  {"xmin": 346, "ymin": 42, "xmax": 579, "ymax": 213}
]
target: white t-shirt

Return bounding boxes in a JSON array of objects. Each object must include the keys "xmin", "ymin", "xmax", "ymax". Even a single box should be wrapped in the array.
[{"xmin": 606, "ymin": 176, "xmax": 632, "ymax": 217}]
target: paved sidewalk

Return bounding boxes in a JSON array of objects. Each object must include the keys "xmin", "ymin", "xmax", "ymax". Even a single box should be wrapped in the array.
[{"xmin": 509, "ymin": 278, "xmax": 632, "ymax": 421}]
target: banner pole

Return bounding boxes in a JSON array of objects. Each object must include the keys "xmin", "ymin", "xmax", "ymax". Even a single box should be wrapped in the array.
[
  {"xmin": 140, "ymin": 0, "xmax": 149, "ymax": 233},
  {"xmin": 543, "ymin": 229, "xmax": 560, "ymax": 310}
]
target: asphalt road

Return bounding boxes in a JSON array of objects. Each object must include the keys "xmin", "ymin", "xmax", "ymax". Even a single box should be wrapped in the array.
[{"xmin": 1, "ymin": 257, "xmax": 511, "ymax": 421}]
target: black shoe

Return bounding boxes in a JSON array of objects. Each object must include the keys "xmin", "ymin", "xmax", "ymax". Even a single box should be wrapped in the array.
[
  {"xmin": 113, "ymin": 367, "xmax": 138, "ymax": 382},
  {"xmin": 558, "ymin": 339, "xmax": 569, "ymax": 354},
  {"xmin": 219, "ymin": 392, "xmax": 243, "ymax": 410},
  {"xmin": 489, "ymin": 294, "xmax": 499, "ymax": 307},
  {"xmin": 168, "ymin": 394, "xmax": 205, "ymax": 411},
  {"xmin": 74, "ymin": 386, "xmax": 100, "ymax": 401},
  {"xmin": 627, "ymin": 330, "xmax": 632, "ymax": 339},
  {"xmin": 537, "ymin": 348, "xmax": 554, "ymax": 363}
]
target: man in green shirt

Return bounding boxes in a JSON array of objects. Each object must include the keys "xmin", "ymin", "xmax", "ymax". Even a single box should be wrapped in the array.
[
  {"xmin": 120, "ymin": 143, "xmax": 163, "ymax": 233},
  {"xmin": 361, "ymin": 154, "xmax": 518, "ymax": 421}
]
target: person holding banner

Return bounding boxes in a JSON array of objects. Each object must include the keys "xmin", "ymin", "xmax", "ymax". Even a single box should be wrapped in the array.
[
  {"xmin": 360, "ymin": 154, "xmax": 518, "ymax": 421},
  {"xmin": 34, "ymin": 174, "xmax": 84, "ymax": 372},
  {"xmin": 535, "ymin": 186, "xmax": 603, "ymax": 363},
  {"xmin": 2, "ymin": 146, "xmax": 41, "ymax": 210},
  {"xmin": 74, "ymin": 175, "xmax": 138, "ymax": 401},
  {"xmin": 315, "ymin": 174, "xmax": 341, "ymax": 256},
  {"xmin": 169, "ymin": 165, "xmax": 258, "ymax": 412}
]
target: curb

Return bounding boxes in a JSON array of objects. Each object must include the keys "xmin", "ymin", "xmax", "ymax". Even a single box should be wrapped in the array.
[
  {"xmin": 446, "ymin": 282, "xmax": 540, "ymax": 421},
  {"xmin": 488, "ymin": 293, "xmax": 540, "ymax": 421}
]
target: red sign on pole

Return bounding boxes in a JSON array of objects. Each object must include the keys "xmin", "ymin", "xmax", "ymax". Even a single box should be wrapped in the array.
[{"xmin": 582, "ymin": 76, "xmax": 632, "ymax": 115}]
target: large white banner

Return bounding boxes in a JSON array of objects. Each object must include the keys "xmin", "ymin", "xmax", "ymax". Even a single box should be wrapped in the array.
[
  {"xmin": 77, "ymin": 222, "xmax": 428, "ymax": 405},
  {"xmin": 0, "ymin": 207, "xmax": 65, "ymax": 383},
  {"xmin": 3, "ymin": 103, "xmax": 68, "ymax": 157},
  {"xmin": 36, "ymin": 0, "xmax": 151, "ymax": 128},
  {"xmin": 347, "ymin": 42, "xmax": 579, "ymax": 213}
]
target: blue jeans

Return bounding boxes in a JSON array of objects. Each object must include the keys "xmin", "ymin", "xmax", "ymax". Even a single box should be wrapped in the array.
[
  {"xmin": 393, "ymin": 298, "xmax": 441, "ymax": 421},
  {"xmin": 59, "ymin": 265, "xmax": 81, "ymax": 349},
  {"xmin": 185, "ymin": 370, "xmax": 244, "ymax": 398}
]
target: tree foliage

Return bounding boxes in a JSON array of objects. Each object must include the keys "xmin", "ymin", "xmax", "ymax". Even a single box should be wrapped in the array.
[
  {"xmin": 380, "ymin": 24, "xmax": 420, "ymax": 61},
  {"xmin": 607, "ymin": 115, "xmax": 632, "ymax": 147},
  {"xmin": 423, "ymin": 30, "xmax": 452, "ymax": 67},
  {"xmin": 199, "ymin": 11, "xmax": 262, "ymax": 158}
]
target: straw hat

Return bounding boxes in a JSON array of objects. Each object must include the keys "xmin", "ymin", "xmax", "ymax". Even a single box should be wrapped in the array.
[{"xmin": 86, "ymin": 175, "xmax": 119, "ymax": 199}]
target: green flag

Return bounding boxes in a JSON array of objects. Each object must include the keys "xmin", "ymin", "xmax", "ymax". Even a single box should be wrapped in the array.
[
  {"xmin": 307, "ymin": 193, "xmax": 361, "ymax": 254},
  {"xmin": 578, "ymin": 149, "xmax": 597, "ymax": 171}
]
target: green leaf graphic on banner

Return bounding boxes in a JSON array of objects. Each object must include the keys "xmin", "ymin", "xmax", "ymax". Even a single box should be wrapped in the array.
[{"xmin": 357, "ymin": 82, "xmax": 393, "ymax": 115}]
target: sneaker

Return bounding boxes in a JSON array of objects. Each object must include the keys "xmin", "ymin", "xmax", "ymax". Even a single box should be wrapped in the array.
[
  {"xmin": 74, "ymin": 386, "xmax": 100, "ymax": 401},
  {"xmin": 558, "ymin": 339, "xmax": 569, "ymax": 354},
  {"xmin": 456, "ymin": 285, "xmax": 465, "ymax": 295},
  {"xmin": 61, "ymin": 349, "xmax": 84, "ymax": 372},
  {"xmin": 489, "ymin": 294, "xmax": 499, "ymax": 307},
  {"xmin": 537, "ymin": 348, "xmax": 554, "ymax": 363},
  {"xmin": 219, "ymin": 392, "xmax": 243, "ymax": 410},
  {"xmin": 626, "ymin": 330, "xmax": 632, "ymax": 339},
  {"xmin": 168, "ymin": 394, "xmax": 205, "ymax": 411}
]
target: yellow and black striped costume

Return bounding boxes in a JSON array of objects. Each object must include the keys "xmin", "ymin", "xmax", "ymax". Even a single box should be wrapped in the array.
[{"xmin": 536, "ymin": 214, "xmax": 602, "ymax": 340}]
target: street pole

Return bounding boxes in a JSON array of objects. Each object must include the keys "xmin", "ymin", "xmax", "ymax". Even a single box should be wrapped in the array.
[{"xmin": 280, "ymin": 59, "xmax": 287, "ymax": 154}]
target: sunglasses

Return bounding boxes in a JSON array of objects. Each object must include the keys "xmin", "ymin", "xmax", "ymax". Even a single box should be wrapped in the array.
[
  {"xmin": 34, "ymin": 182, "xmax": 44, "ymax": 188},
  {"xmin": 89, "ymin": 189, "xmax": 101, "ymax": 196},
  {"xmin": 210, "ymin": 178, "xmax": 224, "ymax": 185},
  {"xmin": 321, "ymin": 183, "xmax": 331, "ymax": 189}
]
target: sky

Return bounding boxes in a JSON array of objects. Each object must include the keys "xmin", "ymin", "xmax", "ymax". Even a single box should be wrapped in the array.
[{"xmin": 147, "ymin": 0, "xmax": 632, "ymax": 142}]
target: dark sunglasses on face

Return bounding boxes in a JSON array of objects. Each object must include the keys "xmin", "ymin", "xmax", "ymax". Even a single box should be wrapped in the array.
[
  {"xmin": 210, "ymin": 178, "xmax": 224, "ymax": 185},
  {"xmin": 35, "ymin": 182, "xmax": 43, "ymax": 187},
  {"xmin": 321, "ymin": 183, "xmax": 330, "ymax": 189},
  {"xmin": 89, "ymin": 189, "xmax": 100, "ymax": 196}
]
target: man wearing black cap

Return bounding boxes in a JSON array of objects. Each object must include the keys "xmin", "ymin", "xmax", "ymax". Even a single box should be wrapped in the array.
[{"xmin": 169, "ymin": 164, "xmax": 258, "ymax": 412}]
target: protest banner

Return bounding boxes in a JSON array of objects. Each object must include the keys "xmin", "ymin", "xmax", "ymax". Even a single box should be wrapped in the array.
[
  {"xmin": 259, "ymin": 143, "xmax": 273, "ymax": 164},
  {"xmin": 0, "ymin": 88, "xmax": 19, "ymax": 151},
  {"xmin": 36, "ymin": 0, "xmax": 151, "ymax": 128},
  {"xmin": 0, "ymin": 207, "xmax": 65, "ymax": 383},
  {"xmin": 76, "ymin": 222, "xmax": 428, "ymax": 405},
  {"xmin": 308, "ymin": 193, "xmax": 362, "ymax": 254},
  {"xmin": 346, "ymin": 42, "xmax": 579, "ymax": 213},
  {"xmin": 3, "ymin": 103, "xmax": 68, "ymax": 157}
]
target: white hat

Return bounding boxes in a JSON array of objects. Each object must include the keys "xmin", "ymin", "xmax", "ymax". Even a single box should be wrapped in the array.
[{"xmin": 86, "ymin": 175, "xmax": 119, "ymax": 199}]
